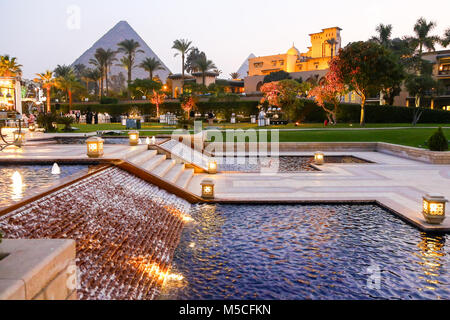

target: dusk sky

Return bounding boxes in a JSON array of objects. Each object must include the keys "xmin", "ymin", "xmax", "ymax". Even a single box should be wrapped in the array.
[{"xmin": 2, "ymin": 0, "xmax": 450, "ymax": 79}]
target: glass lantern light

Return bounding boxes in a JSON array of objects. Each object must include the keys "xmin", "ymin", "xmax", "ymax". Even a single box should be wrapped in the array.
[
  {"xmin": 13, "ymin": 130, "xmax": 26, "ymax": 146},
  {"xmin": 422, "ymin": 194, "xmax": 447, "ymax": 224},
  {"xmin": 207, "ymin": 160, "xmax": 217, "ymax": 174},
  {"xmin": 86, "ymin": 136, "xmax": 104, "ymax": 158},
  {"xmin": 128, "ymin": 130, "xmax": 139, "ymax": 146},
  {"xmin": 201, "ymin": 179, "xmax": 215, "ymax": 199},
  {"xmin": 314, "ymin": 152, "xmax": 324, "ymax": 165}
]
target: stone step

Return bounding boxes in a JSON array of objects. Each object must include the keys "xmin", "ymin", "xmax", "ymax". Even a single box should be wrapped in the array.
[
  {"xmin": 141, "ymin": 154, "xmax": 167, "ymax": 172},
  {"xmin": 163, "ymin": 163, "xmax": 186, "ymax": 183},
  {"xmin": 153, "ymin": 159, "xmax": 176, "ymax": 177},
  {"xmin": 175, "ymin": 168, "xmax": 195, "ymax": 189},
  {"xmin": 127, "ymin": 150, "xmax": 157, "ymax": 166}
]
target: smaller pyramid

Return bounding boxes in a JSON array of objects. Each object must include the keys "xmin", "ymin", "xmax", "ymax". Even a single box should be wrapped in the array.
[{"xmin": 236, "ymin": 53, "xmax": 255, "ymax": 79}]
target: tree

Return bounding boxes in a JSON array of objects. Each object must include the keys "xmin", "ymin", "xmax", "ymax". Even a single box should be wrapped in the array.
[
  {"xmin": 308, "ymin": 60, "xmax": 348, "ymax": 124},
  {"xmin": 180, "ymin": 95, "xmax": 197, "ymax": 119},
  {"xmin": 150, "ymin": 90, "xmax": 165, "ymax": 117},
  {"xmin": 185, "ymin": 47, "xmax": 205, "ymax": 74},
  {"xmin": 172, "ymin": 39, "xmax": 193, "ymax": 90},
  {"xmin": 89, "ymin": 50, "xmax": 106, "ymax": 97},
  {"xmin": 73, "ymin": 64, "xmax": 87, "ymax": 79},
  {"xmin": 193, "ymin": 55, "xmax": 217, "ymax": 85},
  {"xmin": 405, "ymin": 73, "xmax": 437, "ymax": 108},
  {"xmin": 408, "ymin": 17, "xmax": 440, "ymax": 58},
  {"xmin": 441, "ymin": 28, "xmax": 450, "ymax": 47},
  {"xmin": 230, "ymin": 72, "xmax": 240, "ymax": 80},
  {"xmin": 54, "ymin": 64, "xmax": 73, "ymax": 78},
  {"xmin": 0, "ymin": 55, "xmax": 22, "ymax": 77},
  {"xmin": 103, "ymin": 49, "xmax": 117, "ymax": 96},
  {"xmin": 333, "ymin": 41, "xmax": 403, "ymax": 126},
  {"xmin": 128, "ymin": 78, "xmax": 162, "ymax": 100},
  {"xmin": 55, "ymin": 69, "xmax": 83, "ymax": 111},
  {"xmin": 326, "ymin": 38, "xmax": 338, "ymax": 59},
  {"xmin": 263, "ymin": 70, "xmax": 291, "ymax": 84},
  {"xmin": 84, "ymin": 68, "xmax": 102, "ymax": 98},
  {"xmin": 370, "ymin": 24, "xmax": 393, "ymax": 48},
  {"xmin": 117, "ymin": 39, "xmax": 144, "ymax": 98},
  {"xmin": 34, "ymin": 71, "xmax": 55, "ymax": 113},
  {"xmin": 139, "ymin": 57, "xmax": 165, "ymax": 80},
  {"xmin": 260, "ymin": 79, "xmax": 308, "ymax": 121}
]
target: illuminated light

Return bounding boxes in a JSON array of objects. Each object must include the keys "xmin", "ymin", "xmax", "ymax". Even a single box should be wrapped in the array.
[
  {"xmin": 314, "ymin": 152, "xmax": 325, "ymax": 165},
  {"xmin": 422, "ymin": 194, "xmax": 447, "ymax": 225},
  {"xmin": 86, "ymin": 136, "xmax": 104, "ymax": 158},
  {"xmin": 181, "ymin": 215, "xmax": 194, "ymax": 223},
  {"xmin": 128, "ymin": 130, "xmax": 139, "ymax": 146},
  {"xmin": 201, "ymin": 179, "xmax": 215, "ymax": 199},
  {"xmin": 207, "ymin": 160, "xmax": 217, "ymax": 174},
  {"xmin": 165, "ymin": 273, "xmax": 184, "ymax": 281},
  {"xmin": 189, "ymin": 242, "xmax": 195, "ymax": 248},
  {"xmin": 51, "ymin": 163, "xmax": 61, "ymax": 175},
  {"xmin": 295, "ymin": 122, "xmax": 300, "ymax": 126},
  {"xmin": 13, "ymin": 130, "xmax": 26, "ymax": 146},
  {"xmin": 12, "ymin": 171, "xmax": 23, "ymax": 200}
]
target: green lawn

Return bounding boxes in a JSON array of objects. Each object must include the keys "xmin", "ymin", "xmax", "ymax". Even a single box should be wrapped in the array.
[{"xmin": 56, "ymin": 122, "xmax": 450, "ymax": 149}]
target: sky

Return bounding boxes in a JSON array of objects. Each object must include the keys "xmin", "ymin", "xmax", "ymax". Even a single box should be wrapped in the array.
[{"xmin": 1, "ymin": 0, "xmax": 450, "ymax": 79}]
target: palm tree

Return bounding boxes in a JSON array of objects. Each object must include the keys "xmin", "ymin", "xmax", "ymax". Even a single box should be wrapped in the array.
[
  {"xmin": 0, "ymin": 55, "xmax": 22, "ymax": 77},
  {"xmin": 34, "ymin": 71, "xmax": 55, "ymax": 113},
  {"xmin": 410, "ymin": 17, "xmax": 440, "ymax": 57},
  {"xmin": 85, "ymin": 69, "xmax": 102, "ymax": 98},
  {"xmin": 193, "ymin": 55, "xmax": 217, "ymax": 85},
  {"xmin": 55, "ymin": 68, "xmax": 81, "ymax": 111},
  {"xmin": 442, "ymin": 28, "xmax": 450, "ymax": 47},
  {"xmin": 89, "ymin": 49, "xmax": 107, "ymax": 97},
  {"xmin": 172, "ymin": 39, "xmax": 193, "ymax": 91},
  {"xmin": 117, "ymin": 39, "xmax": 144, "ymax": 98},
  {"xmin": 73, "ymin": 64, "xmax": 87, "ymax": 79},
  {"xmin": 230, "ymin": 72, "xmax": 240, "ymax": 80},
  {"xmin": 54, "ymin": 64, "xmax": 73, "ymax": 78},
  {"xmin": 139, "ymin": 57, "xmax": 165, "ymax": 80},
  {"xmin": 370, "ymin": 24, "xmax": 393, "ymax": 48},
  {"xmin": 325, "ymin": 38, "xmax": 338, "ymax": 59},
  {"xmin": 103, "ymin": 49, "xmax": 117, "ymax": 95}
]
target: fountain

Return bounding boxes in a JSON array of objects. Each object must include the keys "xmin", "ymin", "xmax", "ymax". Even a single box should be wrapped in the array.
[
  {"xmin": 11, "ymin": 171, "xmax": 23, "ymax": 200},
  {"xmin": 146, "ymin": 137, "xmax": 150, "ymax": 145},
  {"xmin": 51, "ymin": 163, "xmax": 61, "ymax": 175}
]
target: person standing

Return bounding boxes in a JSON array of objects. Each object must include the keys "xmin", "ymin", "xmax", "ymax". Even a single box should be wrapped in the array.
[{"xmin": 94, "ymin": 112, "xmax": 99, "ymax": 125}]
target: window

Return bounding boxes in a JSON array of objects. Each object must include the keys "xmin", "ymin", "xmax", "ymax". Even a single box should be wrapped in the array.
[{"xmin": 254, "ymin": 62, "xmax": 263, "ymax": 68}]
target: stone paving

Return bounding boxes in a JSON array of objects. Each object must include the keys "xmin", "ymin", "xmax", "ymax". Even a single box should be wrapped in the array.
[{"xmin": 188, "ymin": 151, "xmax": 450, "ymax": 232}]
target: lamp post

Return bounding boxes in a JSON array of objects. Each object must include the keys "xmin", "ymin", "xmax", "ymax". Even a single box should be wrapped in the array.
[
  {"xmin": 86, "ymin": 136, "xmax": 104, "ymax": 158},
  {"xmin": 314, "ymin": 152, "xmax": 324, "ymax": 165},
  {"xmin": 201, "ymin": 179, "xmax": 215, "ymax": 199},
  {"xmin": 422, "ymin": 194, "xmax": 447, "ymax": 224}
]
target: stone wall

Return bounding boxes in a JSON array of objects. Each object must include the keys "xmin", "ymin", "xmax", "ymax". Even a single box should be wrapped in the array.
[{"xmin": 0, "ymin": 239, "xmax": 76, "ymax": 300}]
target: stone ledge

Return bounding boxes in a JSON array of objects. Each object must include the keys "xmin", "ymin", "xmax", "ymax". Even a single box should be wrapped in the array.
[{"xmin": 0, "ymin": 239, "xmax": 76, "ymax": 300}]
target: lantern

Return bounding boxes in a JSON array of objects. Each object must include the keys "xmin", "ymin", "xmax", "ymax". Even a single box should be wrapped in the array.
[
  {"xmin": 13, "ymin": 130, "xmax": 26, "ymax": 146},
  {"xmin": 128, "ymin": 130, "xmax": 139, "ymax": 146},
  {"xmin": 86, "ymin": 136, "xmax": 104, "ymax": 158},
  {"xmin": 207, "ymin": 160, "xmax": 217, "ymax": 174},
  {"xmin": 422, "ymin": 194, "xmax": 447, "ymax": 224},
  {"xmin": 28, "ymin": 123, "xmax": 36, "ymax": 132},
  {"xmin": 201, "ymin": 179, "xmax": 215, "ymax": 199},
  {"xmin": 314, "ymin": 152, "xmax": 324, "ymax": 165}
]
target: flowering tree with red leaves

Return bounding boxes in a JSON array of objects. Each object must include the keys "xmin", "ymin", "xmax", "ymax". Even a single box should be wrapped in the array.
[
  {"xmin": 260, "ymin": 82, "xmax": 282, "ymax": 107},
  {"xmin": 333, "ymin": 41, "xmax": 403, "ymax": 126},
  {"xmin": 308, "ymin": 58, "xmax": 347, "ymax": 124},
  {"xmin": 181, "ymin": 96, "xmax": 196, "ymax": 119},
  {"xmin": 150, "ymin": 89, "xmax": 165, "ymax": 117}
]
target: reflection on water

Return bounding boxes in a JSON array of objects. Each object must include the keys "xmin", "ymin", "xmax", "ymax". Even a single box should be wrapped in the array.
[
  {"xmin": 160, "ymin": 204, "xmax": 450, "ymax": 300},
  {"xmin": 0, "ymin": 165, "xmax": 96, "ymax": 207}
]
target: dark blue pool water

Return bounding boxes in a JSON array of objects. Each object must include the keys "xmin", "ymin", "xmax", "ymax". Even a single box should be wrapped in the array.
[
  {"xmin": 160, "ymin": 204, "xmax": 450, "ymax": 300},
  {"xmin": 0, "ymin": 164, "xmax": 96, "ymax": 207}
]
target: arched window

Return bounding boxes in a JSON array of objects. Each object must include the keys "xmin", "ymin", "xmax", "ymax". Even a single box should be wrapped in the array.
[{"xmin": 256, "ymin": 81, "xmax": 263, "ymax": 92}]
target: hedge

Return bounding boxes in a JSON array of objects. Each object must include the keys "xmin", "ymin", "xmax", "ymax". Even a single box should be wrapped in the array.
[{"xmin": 51, "ymin": 99, "xmax": 450, "ymax": 123}]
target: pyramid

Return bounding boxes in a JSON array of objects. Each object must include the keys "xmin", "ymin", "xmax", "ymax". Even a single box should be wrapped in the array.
[
  {"xmin": 72, "ymin": 21, "xmax": 171, "ymax": 82},
  {"xmin": 236, "ymin": 53, "xmax": 255, "ymax": 79}
]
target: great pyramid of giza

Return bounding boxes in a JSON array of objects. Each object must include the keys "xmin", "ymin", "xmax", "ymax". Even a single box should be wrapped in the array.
[{"xmin": 72, "ymin": 21, "xmax": 171, "ymax": 81}]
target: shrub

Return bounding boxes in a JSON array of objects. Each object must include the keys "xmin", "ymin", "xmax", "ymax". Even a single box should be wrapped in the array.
[
  {"xmin": 100, "ymin": 96, "xmax": 119, "ymax": 104},
  {"xmin": 428, "ymin": 127, "xmax": 449, "ymax": 151},
  {"xmin": 37, "ymin": 113, "xmax": 58, "ymax": 132},
  {"xmin": 58, "ymin": 116, "xmax": 75, "ymax": 132}
]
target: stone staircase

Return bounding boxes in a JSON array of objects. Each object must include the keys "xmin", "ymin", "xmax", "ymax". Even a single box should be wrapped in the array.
[{"xmin": 127, "ymin": 149, "xmax": 195, "ymax": 189}]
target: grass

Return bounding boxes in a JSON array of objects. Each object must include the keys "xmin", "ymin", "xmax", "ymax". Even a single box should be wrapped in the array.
[{"xmin": 55, "ymin": 122, "xmax": 450, "ymax": 148}]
